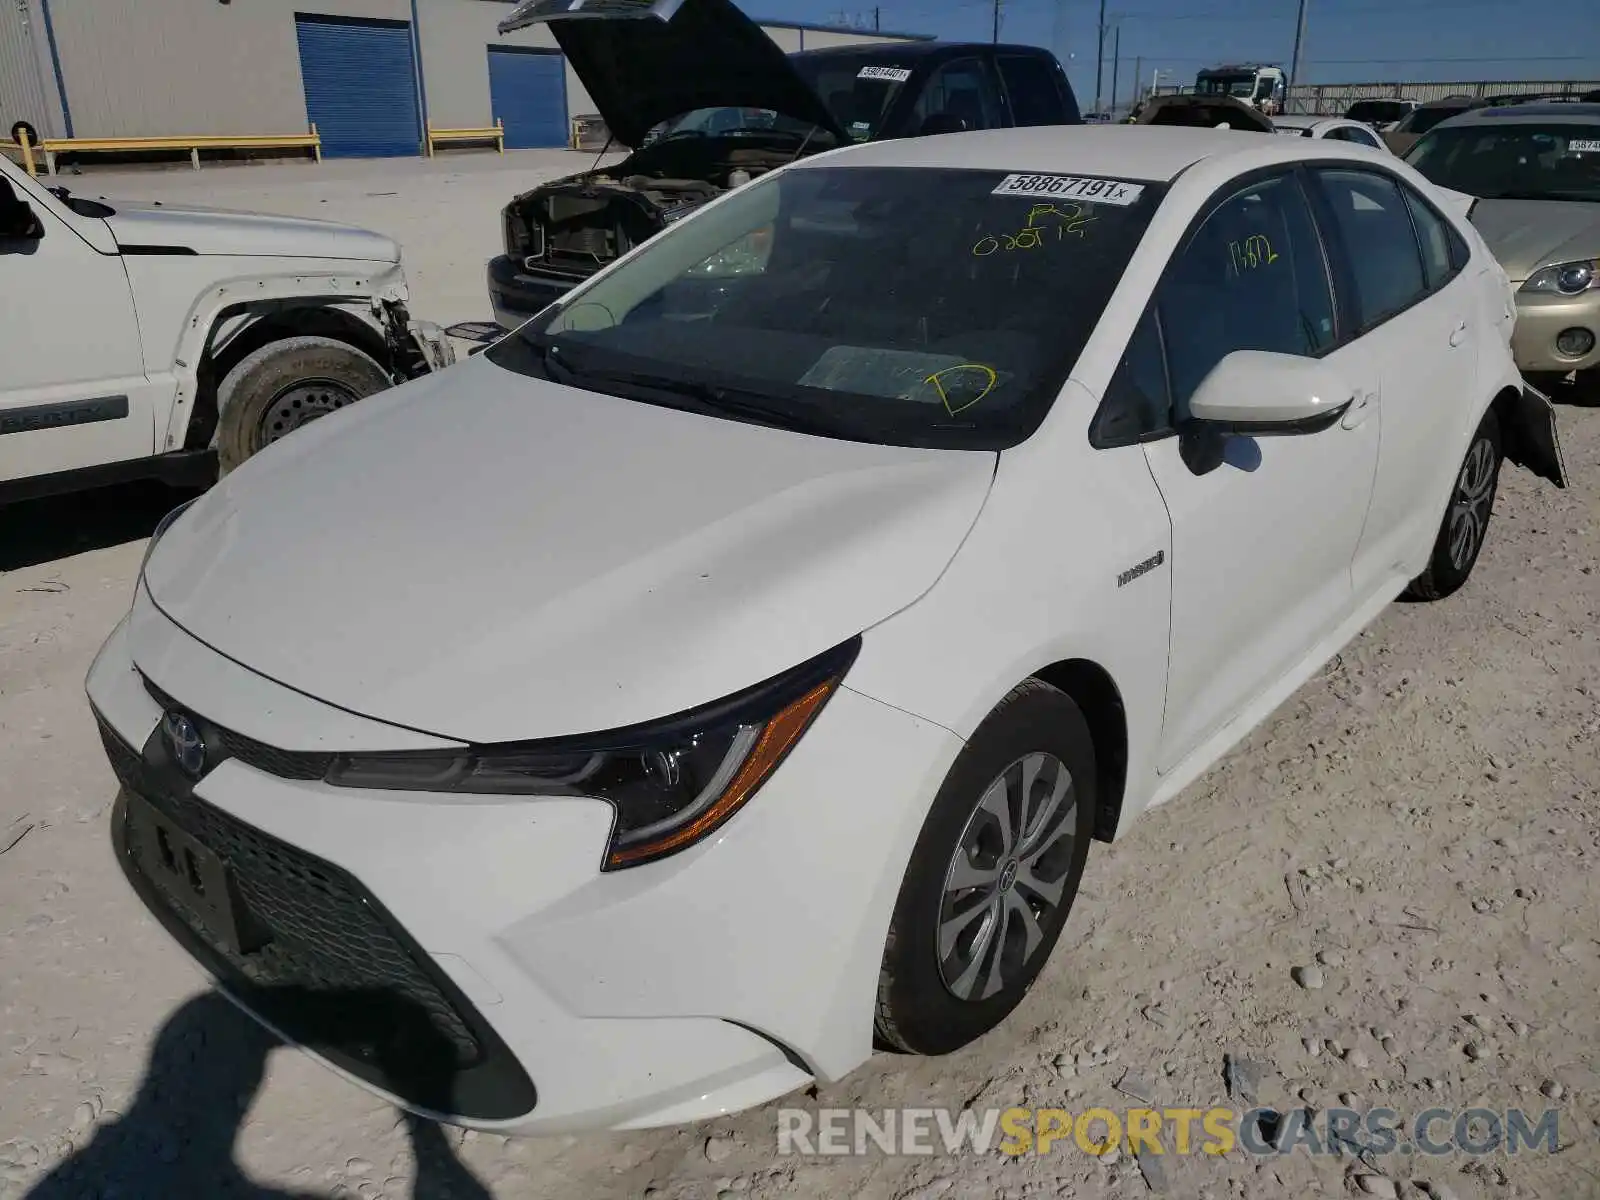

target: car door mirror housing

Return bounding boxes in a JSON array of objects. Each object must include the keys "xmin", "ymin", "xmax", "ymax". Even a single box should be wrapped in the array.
[{"xmin": 1187, "ymin": 349, "xmax": 1354, "ymax": 436}]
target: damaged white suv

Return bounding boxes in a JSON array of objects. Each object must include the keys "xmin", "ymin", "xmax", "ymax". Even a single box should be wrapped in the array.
[{"xmin": 0, "ymin": 154, "xmax": 452, "ymax": 504}]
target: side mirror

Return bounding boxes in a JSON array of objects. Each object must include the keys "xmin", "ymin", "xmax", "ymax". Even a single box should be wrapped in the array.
[
  {"xmin": 916, "ymin": 112, "xmax": 968, "ymax": 137},
  {"xmin": 1187, "ymin": 349, "xmax": 1355, "ymax": 436},
  {"xmin": 0, "ymin": 180, "xmax": 45, "ymax": 242}
]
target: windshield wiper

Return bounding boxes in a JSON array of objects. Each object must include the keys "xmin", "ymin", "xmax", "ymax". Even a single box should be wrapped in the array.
[
  {"xmin": 546, "ymin": 350, "xmax": 845, "ymax": 437},
  {"xmin": 1478, "ymin": 189, "xmax": 1597, "ymax": 202}
]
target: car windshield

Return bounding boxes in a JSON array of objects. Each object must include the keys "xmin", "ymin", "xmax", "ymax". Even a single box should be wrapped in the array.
[
  {"xmin": 645, "ymin": 106, "xmax": 815, "ymax": 143},
  {"xmin": 1398, "ymin": 104, "xmax": 1469, "ymax": 135},
  {"xmin": 487, "ymin": 165, "xmax": 1165, "ymax": 451},
  {"xmin": 1197, "ymin": 75, "xmax": 1257, "ymax": 99},
  {"xmin": 1346, "ymin": 100, "xmax": 1408, "ymax": 123},
  {"xmin": 1406, "ymin": 122, "xmax": 1600, "ymax": 202},
  {"xmin": 788, "ymin": 53, "xmax": 913, "ymax": 141}
]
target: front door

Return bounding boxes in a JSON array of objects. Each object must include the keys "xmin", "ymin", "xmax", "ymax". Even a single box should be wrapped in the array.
[
  {"xmin": 1142, "ymin": 170, "xmax": 1380, "ymax": 773},
  {"xmin": 0, "ymin": 163, "xmax": 153, "ymax": 485}
]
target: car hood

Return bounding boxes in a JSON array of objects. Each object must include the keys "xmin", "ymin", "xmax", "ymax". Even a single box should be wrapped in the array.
[
  {"xmin": 497, "ymin": 0, "xmax": 849, "ymax": 148},
  {"xmin": 141, "ymin": 354, "xmax": 995, "ymax": 744},
  {"xmin": 104, "ymin": 200, "xmax": 399, "ymax": 261},
  {"xmin": 1467, "ymin": 198, "xmax": 1600, "ymax": 281}
]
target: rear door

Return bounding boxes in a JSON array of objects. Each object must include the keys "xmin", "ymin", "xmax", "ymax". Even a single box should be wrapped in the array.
[
  {"xmin": 1306, "ymin": 166, "xmax": 1478, "ymax": 598},
  {"xmin": 0, "ymin": 164, "xmax": 154, "ymax": 485}
]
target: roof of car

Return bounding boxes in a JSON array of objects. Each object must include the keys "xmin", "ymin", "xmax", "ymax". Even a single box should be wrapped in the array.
[
  {"xmin": 1442, "ymin": 101, "xmax": 1600, "ymax": 125},
  {"xmin": 798, "ymin": 123, "xmax": 1315, "ymax": 181},
  {"xmin": 790, "ymin": 40, "xmax": 1050, "ymax": 61}
]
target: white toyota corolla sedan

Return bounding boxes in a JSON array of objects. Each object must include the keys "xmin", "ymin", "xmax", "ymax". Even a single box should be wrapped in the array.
[{"xmin": 87, "ymin": 125, "xmax": 1567, "ymax": 1133}]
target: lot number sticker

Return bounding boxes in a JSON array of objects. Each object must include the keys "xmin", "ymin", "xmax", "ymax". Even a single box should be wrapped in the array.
[
  {"xmin": 992, "ymin": 174, "xmax": 1145, "ymax": 205},
  {"xmin": 1569, "ymin": 139, "xmax": 1600, "ymax": 154},
  {"xmin": 858, "ymin": 66, "xmax": 912, "ymax": 82}
]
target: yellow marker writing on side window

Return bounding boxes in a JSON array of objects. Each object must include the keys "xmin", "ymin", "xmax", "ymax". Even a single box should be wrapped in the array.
[
  {"xmin": 1228, "ymin": 234, "xmax": 1280, "ymax": 272},
  {"xmin": 925, "ymin": 364, "xmax": 999, "ymax": 415}
]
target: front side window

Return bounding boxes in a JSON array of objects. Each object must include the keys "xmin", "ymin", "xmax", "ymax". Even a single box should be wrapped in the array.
[
  {"xmin": 1156, "ymin": 173, "xmax": 1336, "ymax": 419},
  {"xmin": 1197, "ymin": 74, "xmax": 1256, "ymax": 99},
  {"xmin": 909, "ymin": 59, "xmax": 1005, "ymax": 133},
  {"xmin": 1314, "ymin": 168, "xmax": 1427, "ymax": 328},
  {"xmin": 997, "ymin": 54, "xmax": 1076, "ymax": 126},
  {"xmin": 487, "ymin": 165, "xmax": 1165, "ymax": 450},
  {"xmin": 1405, "ymin": 122, "xmax": 1600, "ymax": 202}
]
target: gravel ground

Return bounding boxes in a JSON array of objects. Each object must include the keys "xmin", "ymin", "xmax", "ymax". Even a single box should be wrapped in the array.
[{"xmin": 1, "ymin": 155, "xmax": 1597, "ymax": 1200}]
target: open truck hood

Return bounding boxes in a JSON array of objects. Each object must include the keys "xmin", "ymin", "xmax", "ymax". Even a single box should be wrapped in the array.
[
  {"xmin": 498, "ymin": 0, "xmax": 850, "ymax": 148},
  {"xmin": 1134, "ymin": 94, "xmax": 1276, "ymax": 133}
]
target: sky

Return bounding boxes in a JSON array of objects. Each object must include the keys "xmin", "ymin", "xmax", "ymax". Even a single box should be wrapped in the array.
[{"xmin": 750, "ymin": 0, "xmax": 1600, "ymax": 110}]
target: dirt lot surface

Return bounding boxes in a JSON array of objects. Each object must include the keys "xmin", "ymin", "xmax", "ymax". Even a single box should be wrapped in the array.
[{"xmin": 1, "ymin": 154, "xmax": 1598, "ymax": 1200}]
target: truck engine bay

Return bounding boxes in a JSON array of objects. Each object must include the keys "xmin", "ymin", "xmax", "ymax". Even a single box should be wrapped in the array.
[{"xmin": 502, "ymin": 138, "xmax": 806, "ymax": 284}]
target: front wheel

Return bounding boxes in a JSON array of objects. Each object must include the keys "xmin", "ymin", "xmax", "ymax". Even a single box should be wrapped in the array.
[
  {"xmin": 215, "ymin": 335, "xmax": 393, "ymax": 474},
  {"xmin": 875, "ymin": 679, "xmax": 1096, "ymax": 1055},
  {"xmin": 1404, "ymin": 409, "xmax": 1502, "ymax": 601}
]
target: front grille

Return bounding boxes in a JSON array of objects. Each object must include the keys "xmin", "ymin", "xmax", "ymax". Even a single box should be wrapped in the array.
[
  {"xmin": 142, "ymin": 677, "xmax": 331, "ymax": 781},
  {"xmin": 98, "ymin": 717, "xmax": 536, "ymax": 1118}
]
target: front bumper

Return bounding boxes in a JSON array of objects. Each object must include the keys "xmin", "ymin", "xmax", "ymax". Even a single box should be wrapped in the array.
[
  {"xmin": 1511, "ymin": 286, "xmax": 1600, "ymax": 374},
  {"xmin": 86, "ymin": 592, "xmax": 963, "ymax": 1132},
  {"xmin": 487, "ymin": 254, "xmax": 590, "ymax": 331}
]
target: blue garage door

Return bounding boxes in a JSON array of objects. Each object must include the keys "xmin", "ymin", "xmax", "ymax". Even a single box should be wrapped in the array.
[
  {"xmin": 296, "ymin": 15, "xmax": 420, "ymax": 158},
  {"xmin": 487, "ymin": 47, "xmax": 569, "ymax": 149}
]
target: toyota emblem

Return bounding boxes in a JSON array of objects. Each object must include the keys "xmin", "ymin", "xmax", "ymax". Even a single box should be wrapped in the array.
[{"xmin": 162, "ymin": 711, "xmax": 206, "ymax": 778}]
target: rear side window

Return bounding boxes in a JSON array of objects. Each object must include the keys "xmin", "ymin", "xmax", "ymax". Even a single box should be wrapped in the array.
[
  {"xmin": 1400, "ymin": 185, "xmax": 1466, "ymax": 289},
  {"xmin": 997, "ymin": 54, "xmax": 1074, "ymax": 126},
  {"xmin": 1313, "ymin": 169, "xmax": 1427, "ymax": 330}
]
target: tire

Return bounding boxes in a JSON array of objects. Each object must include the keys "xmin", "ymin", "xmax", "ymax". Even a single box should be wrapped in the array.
[
  {"xmin": 875, "ymin": 679, "xmax": 1097, "ymax": 1055},
  {"xmin": 214, "ymin": 335, "xmax": 392, "ymax": 475},
  {"xmin": 1404, "ymin": 408, "xmax": 1503, "ymax": 602}
]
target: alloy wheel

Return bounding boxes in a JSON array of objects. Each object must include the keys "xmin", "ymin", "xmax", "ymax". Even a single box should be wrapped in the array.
[
  {"xmin": 1447, "ymin": 436, "xmax": 1496, "ymax": 571},
  {"xmin": 936, "ymin": 752, "xmax": 1078, "ymax": 1002}
]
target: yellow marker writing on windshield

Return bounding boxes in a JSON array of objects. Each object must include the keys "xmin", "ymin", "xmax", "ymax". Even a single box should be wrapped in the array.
[{"xmin": 925, "ymin": 364, "xmax": 999, "ymax": 415}]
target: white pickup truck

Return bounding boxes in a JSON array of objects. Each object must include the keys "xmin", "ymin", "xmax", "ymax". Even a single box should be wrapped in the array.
[{"xmin": 0, "ymin": 154, "xmax": 453, "ymax": 505}]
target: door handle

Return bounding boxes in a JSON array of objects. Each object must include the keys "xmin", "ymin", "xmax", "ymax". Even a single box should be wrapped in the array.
[
  {"xmin": 1341, "ymin": 390, "xmax": 1377, "ymax": 430},
  {"xmin": 1449, "ymin": 320, "xmax": 1468, "ymax": 347}
]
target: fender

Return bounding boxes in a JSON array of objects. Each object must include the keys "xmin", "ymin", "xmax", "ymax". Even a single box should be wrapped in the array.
[{"xmin": 153, "ymin": 265, "xmax": 412, "ymax": 453}]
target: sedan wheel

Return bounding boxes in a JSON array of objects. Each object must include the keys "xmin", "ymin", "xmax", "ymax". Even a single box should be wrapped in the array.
[
  {"xmin": 876, "ymin": 680, "xmax": 1096, "ymax": 1055},
  {"xmin": 1405, "ymin": 408, "xmax": 1502, "ymax": 602},
  {"xmin": 937, "ymin": 752, "xmax": 1078, "ymax": 1002}
]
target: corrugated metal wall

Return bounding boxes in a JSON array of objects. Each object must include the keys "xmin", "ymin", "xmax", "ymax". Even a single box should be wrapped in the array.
[
  {"xmin": 1286, "ymin": 78, "xmax": 1600, "ymax": 114},
  {"xmin": 0, "ymin": 0, "xmax": 57, "ymax": 136},
  {"xmin": 28, "ymin": 1, "xmax": 928, "ymax": 148}
]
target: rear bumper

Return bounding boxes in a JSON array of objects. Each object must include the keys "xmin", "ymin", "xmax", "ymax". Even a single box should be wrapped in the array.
[
  {"xmin": 487, "ymin": 255, "xmax": 587, "ymax": 330},
  {"xmin": 1511, "ymin": 287, "xmax": 1600, "ymax": 374}
]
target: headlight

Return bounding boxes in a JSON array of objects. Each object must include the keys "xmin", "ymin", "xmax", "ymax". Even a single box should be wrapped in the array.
[
  {"xmin": 139, "ymin": 498, "xmax": 198, "ymax": 580},
  {"xmin": 326, "ymin": 637, "xmax": 860, "ymax": 870},
  {"xmin": 1521, "ymin": 259, "xmax": 1599, "ymax": 295}
]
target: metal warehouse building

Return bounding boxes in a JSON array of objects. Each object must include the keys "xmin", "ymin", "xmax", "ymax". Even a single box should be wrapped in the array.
[{"xmin": 1, "ymin": 1, "xmax": 928, "ymax": 157}]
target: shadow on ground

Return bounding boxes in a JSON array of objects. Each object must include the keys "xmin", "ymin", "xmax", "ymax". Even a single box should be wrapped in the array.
[
  {"xmin": 1, "ymin": 480, "xmax": 205, "ymax": 573},
  {"xmin": 25, "ymin": 990, "xmax": 493, "ymax": 1200}
]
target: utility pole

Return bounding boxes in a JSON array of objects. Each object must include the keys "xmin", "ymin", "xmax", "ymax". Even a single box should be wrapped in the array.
[
  {"xmin": 992, "ymin": 0, "xmax": 1002, "ymax": 43},
  {"xmin": 1093, "ymin": 0, "xmax": 1108, "ymax": 115},
  {"xmin": 1109, "ymin": 26, "xmax": 1121, "ymax": 118},
  {"xmin": 1133, "ymin": 55, "xmax": 1142, "ymax": 109},
  {"xmin": 873, "ymin": 5, "xmax": 880, "ymax": 29},
  {"xmin": 1287, "ymin": 0, "xmax": 1309, "ymax": 95}
]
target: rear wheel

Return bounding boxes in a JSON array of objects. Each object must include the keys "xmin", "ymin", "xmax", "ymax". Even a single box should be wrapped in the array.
[
  {"xmin": 215, "ymin": 336, "xmax": 392, "ymax": 474},
  {"xmin": 875, "ymin": 680, "xmax": 1096, "ymax": 1055},
  {"xmin": 1404, "ymin": 408, "xmax": 1502, "ymax": 601}
]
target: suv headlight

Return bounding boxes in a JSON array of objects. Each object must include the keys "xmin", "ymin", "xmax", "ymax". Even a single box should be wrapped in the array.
[
  {"xmin": 139, "ymin": 498, "xmax": 198, "ymax": 580},
  {"xmin": 1521, "ymin": 259, "xmax": 1599, "ymax": 295},
  {"xmin": 326, "ymin": 637, "xmax": 860, "ymax": 870}
]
